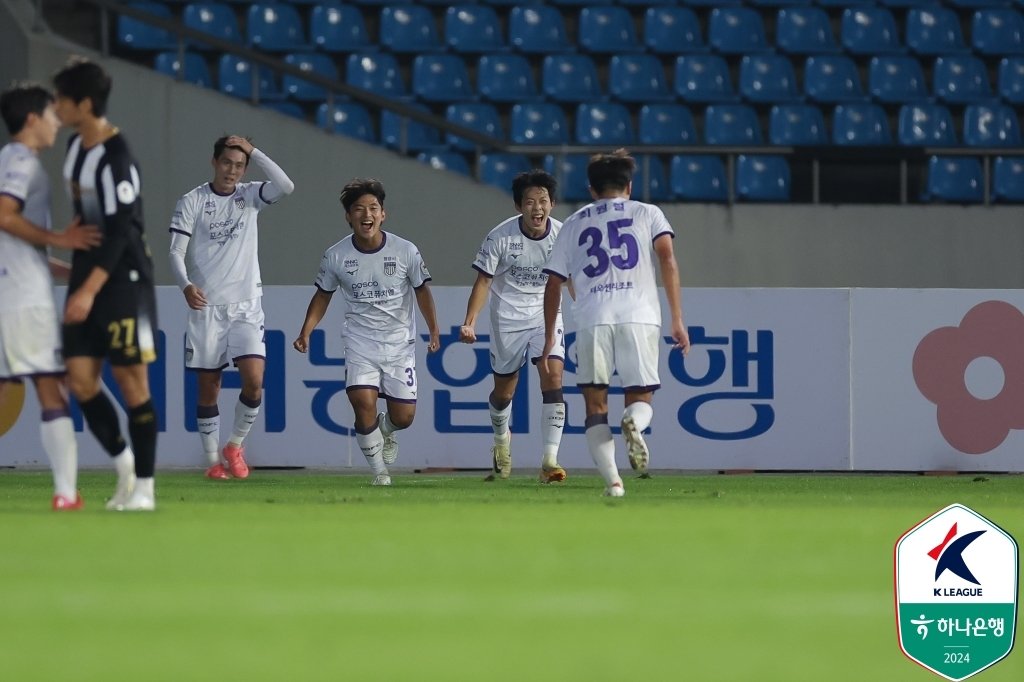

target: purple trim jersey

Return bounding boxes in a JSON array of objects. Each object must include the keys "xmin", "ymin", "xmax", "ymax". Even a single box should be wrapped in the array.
[{"xmin": 0, "ymin": 142, "xmax": 53, "ymax": 313}]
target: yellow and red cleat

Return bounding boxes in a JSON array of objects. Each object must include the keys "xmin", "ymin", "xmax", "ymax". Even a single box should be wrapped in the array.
[
  {"xmin": 52, "ymin": 493, "xmax": 83, "ymax": 510},
  {"xmin": 539, "ymin": 466, "xmax": 567, "ymax": 484},
  {"xmin": 222, "ymin": 444, "xmax": 250, "ymax": 479}
]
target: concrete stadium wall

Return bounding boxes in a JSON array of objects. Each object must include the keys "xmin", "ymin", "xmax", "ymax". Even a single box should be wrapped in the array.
[{"xmin": 3, "ymin": 0, "xmax": 1023, "ymax": 291}]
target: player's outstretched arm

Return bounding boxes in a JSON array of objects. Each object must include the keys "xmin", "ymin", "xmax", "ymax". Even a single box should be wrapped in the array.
[
  {"xmin": 654, "ymin": 234, "xmax": 689, "ymax": 355},
  {"xmin": 415, "ymin": 283, "xmax": 441, "ymax": 353},
  {"xmin": 459, "ymin": 271, "xmax": 492, "ymax": 343},
  {"xmin": 0, "ymin": 198, "xmax": 100, "ymax": 250},
  {"xmin": 540, "ymin": 273, "xmax": 564, "ymax": 373},
  {"xmin": 293, "ymin": 287, "xmax": 334, "ymax": 353}
]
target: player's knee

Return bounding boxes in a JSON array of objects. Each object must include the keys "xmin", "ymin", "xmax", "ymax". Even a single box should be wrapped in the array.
[{"xmin": 389, "ymin": 412, "xmax": 415, "ymax": 430}]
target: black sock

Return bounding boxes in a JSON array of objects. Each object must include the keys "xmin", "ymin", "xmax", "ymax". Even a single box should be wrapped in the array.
[
  {"xmin": 128, "ymin": 400, "xmax": 158, "ymax": 478},
  {"xmin": 78, "ymin": 392, "xmax": 126, "ymax": 456}
]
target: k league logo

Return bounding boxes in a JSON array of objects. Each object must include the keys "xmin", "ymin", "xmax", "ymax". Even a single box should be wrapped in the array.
[{"xmin": 895, "ymin": 504, "xmax": 1019, "ymax": 681}]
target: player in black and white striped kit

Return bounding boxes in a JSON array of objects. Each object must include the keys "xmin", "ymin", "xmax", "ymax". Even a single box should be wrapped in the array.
[{"xmin": 53, "ymin": 57, "xmax": 159, "ymax": 511}]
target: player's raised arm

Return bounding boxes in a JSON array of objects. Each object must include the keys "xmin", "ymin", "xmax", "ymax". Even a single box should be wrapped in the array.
[
  {"xmin": 293, "ymin": 286, "xmax": 334, "ymax": 353},
  {"xmin": 227, "ymin": 135, "xmax": 294, "ymax": 204}
]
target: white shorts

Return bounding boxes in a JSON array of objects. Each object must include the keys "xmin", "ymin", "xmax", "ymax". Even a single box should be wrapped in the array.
[
  {"xmin": 574, "ymin": 323, "xmax": 661, "ymax": 391},
  {"xmin": 0, "ymin": 305, "xmax": 64, "ymax": 379},
  {"xmin": 346, "ymin": 343, "xmax": 418, "ymax": 403},
  {"xmin": 490, "ymin": 320, "xmax": 565, "ymax": 376},
  {"xmin": 185, "ymin": 298, "xmax": 265, "ymax": 370}
]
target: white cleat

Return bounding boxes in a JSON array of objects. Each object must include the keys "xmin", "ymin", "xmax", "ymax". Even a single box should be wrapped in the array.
[
  {"xmin": 378, "ymin": 412, "xmax": 399, "ymax": 465},
  {"xmin": 105, "ymin": 473, "xmax": 136, "ymax": 511},
  {"xmin": 491, "ymin": 435, "xmax": 512, "ymax": 479},
  {"xmin": 621, "ymin": 416, "xmax": 650, "ymax": 473},
  {"xmin": 602, "ymin": 481, "xmax": 626, "ymax": 498},
  {"xmin": 371, "ymin": 474, "xmax": 392, "ymax": 487},
  {"xmin": 121, "ymin": 490, "xmax": 156, "ymax": 511}
]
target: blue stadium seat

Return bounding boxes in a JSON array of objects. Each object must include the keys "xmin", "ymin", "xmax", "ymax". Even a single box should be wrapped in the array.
[
  {"xmin": 445, "ymin": 102, "xmax": 504, "ymax": 151},
  {"xmin": 247, "ymin": 3, "xmax": 307, "ymax": 52},
  {"xmin": 638, "ymin": 104, "xmax": 697, "ymax": 145},
  {"xmin": 998, "ymin": 56, "xmax": 1024, "ymax": 103},
  {"xmin": 381, "ymin": 104, "xmax": 443, "ymax": 152},
  {"xmin": 832, "ymin": 103, "xmax": 892, "ymax": 144},
  {"xmin": 309, "ymin": 2, "xmax": 371, "ymax": 53},
  {"xmin": 543, "ymin": 154, "xmax": 591, "ymax": 202},
  {"xmin": 775, "ymin": 7, "xmax": 841, "ymax": 54},
  {"xmin": 924, "ymin": 156, "xmax": 984, "ymax": 203},
  {"xmin": 933, "ymin": 55, "xmax": 993, "ymax": 104},
  {"xmin": 949, "ymin": 0, "xmax": 1016, "ymax": 8},
  {"xmin": 316, "ymin": 102, "xmax": 375, "ymax": 143},
  {"xmin": 479, "ymin": 153, "xmax": 531, "ymax": 191},
  {"xmin": 541, "ymin": 54, "xmax": 603, "ymax": 103},
  {"xmin": 739, "ymin": 54, "xmax": 800, "ymax": 102},
  {"xmin": 674, "ymin": 55, "xmax": 739, "ymax": 102},
  {"xmin": 963, "ymin": 103, "xmax": 1022, "ymax": 146},
  {"xmin": 575, "ymin": 102, "xmax": 635, "ymax": 145},
  {"xmin": 704, "ymin": 104, "xmax": 762, "ymax": 145},
  {"xmin": 508, "ymin": 6, "xmax": 572, "ymax": 53},
  {"xmin": 411, "ymin": 54, "xmax": 473, "ymax": 103},
  {"xmin": 644, "ymin": 6, "xmax": 707, "ymax": 54},
  {"xmin": 632, "ymin": 155, "xmax": 670, "ymax": 202},
  {"xmin": 445, "ymin": 4, "xmax": 505, "ymax": 53},
  {"xmin": 971, "ymin": 9, "xmax": 1024, "ymax": 55},
  {"xmin": 477, "ymin": 53, "xmax": 541, "ymax": 102},
  {"xmin": 769, "ymin": 104, "xmax": 827, "ymax": 145},
  {"xmin": 153, "ymin": 51, "xmax": 211, "ymax": 87},
  {"xmin": 737, "ymin": 155, "xmax": 791, "ymax": 202},
  {"xmin": 880, "ymin": 0, "xmax": 944, "ymax": 7},
  {"xmin": 118, "ymin": 2, "xmax": 177, "ymax": 51},
  {"xmin": 993, "ymin": 156, "xmax": 1024, "ymax": 202},
  {"xmin": 804, "ymin": 55, "xmax": 867, "ymax": 103},
  {"xmin": 578, "ymin": 5, "xmax": 644, "ymax": 53},
  {"xmin": 670, "ymin": 155, "xmax": 728, "ymax": 201},
  {"xmin": 708, "ymin": 7, "xmax": 770, "ymax": 53},
  {"xmin": 183, "ymin": 3, "xmax": 241, "ymax": 48},
  {"xmin": 417, "ymin": 151, "xmax": 471, "ymax": 176},
  {"xmin": 621, "ymin": 0, "xmax": 675, "ymax": 5},
  {"xmin": 749, "ymin": 0, "xmax": 812, "ymax": 6},
  {"xmin": 868, "ymin": 56, "xmax": 928, "ymax": 103},
  {"xmin": 840, "ymin": 8, "xmax": 905, "ymax": 54},
  {"xmin": 379, "ymin": 4, "xmax": 443, "ymax": 53},
  {"xmin": 346, "ymin": 52, "xmax": 406, "ymax": 99},
  {"xmin": 282, "ymin": 52, "xmax": 338, "ymax": 102},
  {"xmin": 262, "ymin": 101, "xmax": 305, "ymax": 120},
  {"xmin": 218, "ymin": 54, "xmax": 284, "ymax": 100},
  {"xmin": 897, "ymin": 103, "xmax": 957, "ymax": 145},
  {"xmin": 817, "ymin": 0, "xmax": 874, "ymax": 6},
  {"xmin": 905, "ymin": 8, "xmax": 970, "ymax": 55},
  {"xmin": 608, "ymin": 54, "xmax": 674, "ymax": 102},
  {"xmin": 510, "ymin": 102, "xmax": 569, "ymax": 144}
]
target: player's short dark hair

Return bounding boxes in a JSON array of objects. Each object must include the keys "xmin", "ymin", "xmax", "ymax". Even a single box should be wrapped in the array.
[
  {"xmin": 339, "ymin": 178, "xmax": 386, "ymax": 212},
  {"xmin": 511, "ymin": 170, "xmax": 557, "ymax": 206},
  {"xmin": 0, "ymin": 83, "xmax": 53, "ymax": 136},
  {"xmin": 213, "ymin": 135, "xmax": 251, "ymax": 166},
  {"xmin": 587, "ymin": 149, "xmax": 636, "ymax": 195},
  {"xmin": 52, "ymin": 57, "xmax": 112, "ymax": 117}
]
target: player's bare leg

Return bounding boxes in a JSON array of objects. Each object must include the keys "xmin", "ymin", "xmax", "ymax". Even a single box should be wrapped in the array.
[
  {"xmin": 349, "ymin": 387, "xmax": 391, "ymax": 485},
  {"xmin": 582, "ymin": 386, "xmax": 624, "ymax": 497},
  {"xmin": 196, "ymin": 369, "xmax": 227, "ymax": 478},
  {"xmin": 378, "ymin": 400, "xmax": 414, "ymax": 466},
  {"xmin": 485, "ymin": 372, "xmax": 517, "ymax": 480},
  {"xmin": 220, "ymin": 357, "xmax": 264, "ymax": 479}
]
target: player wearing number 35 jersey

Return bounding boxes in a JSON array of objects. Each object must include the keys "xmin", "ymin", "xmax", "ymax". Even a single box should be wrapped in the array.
[{"xmin": 542, "ymin": 149, "xmax": 690, "ymax": 498}]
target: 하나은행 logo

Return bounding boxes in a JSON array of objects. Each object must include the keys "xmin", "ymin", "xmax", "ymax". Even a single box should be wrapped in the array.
[{"xmin": 895, "ymin": 504, "xmax": 1018, "ymax": 681}]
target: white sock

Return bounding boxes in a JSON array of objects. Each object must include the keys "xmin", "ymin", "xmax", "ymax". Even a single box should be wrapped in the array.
[
  {"xmin": 489, "ymin": 401, "xmax": 511, "ymax": 442},
  {"xmin": 229, "ymin": 398, "xmax": 260, "ymax": 446},
  {"xmin": 133, "ymin": 477, "xmax": 154, "ymax": 498},
  {"xmin": 40, "ymin": 416, "xmax": 77, "ymax": 498},
  {"xmin": 112, "ymin": 447, "xmax": 135, "ymax": 479},
  {"xmin": 541, "ymin": 402, "xmax": 565, "ymax": 469},
  {"xmin": 585, "ymin": 422, "xmax": 621, "ymax": 487},
  {"xmin": 378, "ymin": 412, "xmax": 397, "ymax": 437},
  {"xmin": 356, "ymin": 429, "xmax": 388, "ymax": 475},
  {"xmin": 623, "ymin": 401, "xmax": 654, "ymax": 432},
  {"xmin": 197, "ymin": 412, "xmax": 220, "ymax": 465}
]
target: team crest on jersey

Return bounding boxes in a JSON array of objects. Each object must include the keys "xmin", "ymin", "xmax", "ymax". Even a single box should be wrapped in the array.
[
  {"xmin": 383, "ymin": 256, "xmax": 397, "ymax": 277},
  {"xmin": 234, "ymin": 196, "xmax": 245, "ymax": 210}
]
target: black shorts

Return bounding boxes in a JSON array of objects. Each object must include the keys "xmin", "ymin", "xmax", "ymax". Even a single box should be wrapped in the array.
[{"xmin": 63, "ymin": 283, "xmax": 158, "ymax": 366}]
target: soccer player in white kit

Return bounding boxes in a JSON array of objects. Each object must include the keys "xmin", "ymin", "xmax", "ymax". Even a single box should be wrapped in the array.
[
  {"xmin": 459, "ymin": 170, "xmax": 569, "ymax": 483},
  {"xmin": 542, "ymin": 150, "xmax": 690, "ymax": 497},
  {"xmin": 0, "ymin": 83, "xmax": 100, "ymax": 509},
  {"xmin": 169, "ymin": 135, "xmax": 294, "ymax": 479},
  {"xmin": 293, "ymin": 178, "xmax": 440, "ymax": 486}
]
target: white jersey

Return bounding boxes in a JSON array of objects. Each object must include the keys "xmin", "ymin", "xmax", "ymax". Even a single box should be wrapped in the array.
[
  {"xmin": 472, "ymin": 215, "xmax": 562, "ymax": 332},
  {"xmin": 0, "ymin": 142, "xmax": 53, "ymax": 314},
  {"xmin": 315, "ymin": 231, "xmax": 431, "ymax": 355},
  {"xmin": 544, "ymin": 198, "xmax": 674, "ymax": 330}
]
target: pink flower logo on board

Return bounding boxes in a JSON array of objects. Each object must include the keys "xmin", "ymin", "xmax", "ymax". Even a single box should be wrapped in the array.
[{"xmin": 913, "ymin": 300, "xmax": 1024, "ymax": 454}]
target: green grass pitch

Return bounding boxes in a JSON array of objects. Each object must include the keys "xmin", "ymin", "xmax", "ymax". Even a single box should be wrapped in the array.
[{"xmin": 1, "ymin": 470, "xmax": 1021, "ymax": 682}]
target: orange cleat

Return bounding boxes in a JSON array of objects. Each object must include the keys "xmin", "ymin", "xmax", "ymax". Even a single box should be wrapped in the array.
[
  {"xmin": 222, "ymin": 444, "xmax": 249, "ymax": 479},
  {"xmin": 52, "ymin": 493, "xmax": 84, "ymax": 510},
  {"xmin": 205, "ymin": 463, "xmax": 231, "ymax": 480},
  {"xmin": 539, "ymin": 466, "xmax": 567, "ymax": 484}
]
